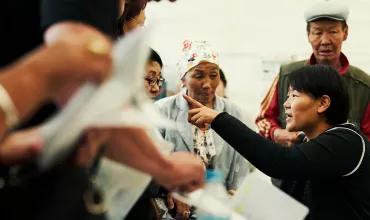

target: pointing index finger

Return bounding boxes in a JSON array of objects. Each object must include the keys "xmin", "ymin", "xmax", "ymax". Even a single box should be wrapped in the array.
[{"xmin": 182, "ymin": 94, "xmax": 203, "ymax": 109}]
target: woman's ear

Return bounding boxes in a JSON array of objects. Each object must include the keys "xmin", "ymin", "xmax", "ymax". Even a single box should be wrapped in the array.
[
  {"xmin": 317, "ymin": 95, "xmax": 331, "ymax": 114},
  {"xmin": 181, "ymin": 77, "xmax": 187, "ymax": 88}
]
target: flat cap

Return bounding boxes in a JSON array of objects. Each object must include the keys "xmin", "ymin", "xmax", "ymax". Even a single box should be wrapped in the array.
[{"xmin": 304, "ymin": 1, "xmax": 349, "ymax": 22}]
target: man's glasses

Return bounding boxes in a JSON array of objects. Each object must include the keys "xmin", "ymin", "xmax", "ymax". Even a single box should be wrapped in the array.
[{"xmin": 145, "ymin": 77, "xmax": 165, "ymax": 87}]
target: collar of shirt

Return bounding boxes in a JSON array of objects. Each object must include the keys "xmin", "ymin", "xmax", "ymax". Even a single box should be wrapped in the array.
[{"xmin": 308, "ymin": 52, "xmax": 350, "ymax": 75}]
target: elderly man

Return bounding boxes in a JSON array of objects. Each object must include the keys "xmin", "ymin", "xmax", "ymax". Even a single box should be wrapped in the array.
[
  {"xmin": 156, "ymin": 40, "xmax": 250, "ymax": 219},
  {"xmin": 256, "ymin": 1, "xmax": 370, "ymax": 187},
  {"xmin": 257, "ymin": 1, "xmax": 370, "ymax": 145}
]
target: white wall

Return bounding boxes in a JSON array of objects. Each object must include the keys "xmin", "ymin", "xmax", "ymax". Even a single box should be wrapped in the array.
[{"xmin": 146, "ymin": 0, "xmax": 370, "ymax": 127}]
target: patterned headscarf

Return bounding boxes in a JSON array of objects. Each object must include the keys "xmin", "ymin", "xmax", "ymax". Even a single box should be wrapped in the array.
[{"xmin": 177, "ymin": 40, "xmax": 219, "ymax": 80}]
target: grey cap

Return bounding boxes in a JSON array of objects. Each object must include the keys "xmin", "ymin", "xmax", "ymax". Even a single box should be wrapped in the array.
[{"xmin": 304, "ymin": 1, "xmax": 349, "ymax": 22}]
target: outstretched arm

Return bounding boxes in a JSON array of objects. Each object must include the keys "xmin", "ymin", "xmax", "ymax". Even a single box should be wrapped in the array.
[{"xmin": 184, "ymin": 94, "xmax": 363, "ymax": 180}]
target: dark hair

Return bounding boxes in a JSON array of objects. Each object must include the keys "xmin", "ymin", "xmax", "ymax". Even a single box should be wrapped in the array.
[
  {"xmin": 306, "ymin": 18, "xmax": 347, "ymax": 33},
  {"xmin": 149, "ymin": 48, "xmax": 163, "ymax": 68},
  {"xmin": 288, "ymin": 65, "xmax": 349, "ymax": 125},
  {"xmin": 219, "ymin": 68, "xmax": 227, "ymax": 88},
  {"xmin": 125, "ymin": 0, "xmax": 147, "ymax": 20},
  {"xmin": 114, "ymin": 0, "xmax": 147, "ymax": 38}
]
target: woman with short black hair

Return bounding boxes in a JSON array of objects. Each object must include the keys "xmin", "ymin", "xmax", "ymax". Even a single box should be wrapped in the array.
[{"xmin": 184, "ymin": 65, "xmax": 370, "ymax": 220}]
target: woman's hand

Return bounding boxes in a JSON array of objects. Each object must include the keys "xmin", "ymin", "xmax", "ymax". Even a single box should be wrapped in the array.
[
  {"xmin": 273, "ymin": 128, "xmax": 300, "ymax": 147},
  {"xmin": 106, "ymin": 128, "xmax": 205, "ymax": 192},
  {"xmin": 183, "ymin": 94, "xmax": 221, "ymax": 129},
  {"xmin": 159, "ymin": 152, "xmax": 205, "ymax": 192},
  {"xmin": 72, "ymin": 128, "xmax": 111, "ymax": 166},
  {"xmin": 167, "ymin": 193, "xmax": 191, "ymax": 219},
  {"xmin": 41, "ymin": 22, "xmax": 113, "ymax": 96},
  {"xmin": 0, "ymin": 128, "xmax": 43, "ymax": 166},
  {"xmin": 0, "ymin": 127, "xmax": 108, "ymax": 167}
]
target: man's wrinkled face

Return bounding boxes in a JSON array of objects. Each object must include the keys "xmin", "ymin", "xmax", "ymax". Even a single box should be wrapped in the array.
[{"xmin": 308, "ymin": 19, "xmax": 348, "ymax": 65}]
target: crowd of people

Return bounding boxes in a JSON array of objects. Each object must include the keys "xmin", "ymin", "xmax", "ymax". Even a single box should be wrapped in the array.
[{"xmin": 0, "ymin": 0, "xmax": 369, "ymax": 220}]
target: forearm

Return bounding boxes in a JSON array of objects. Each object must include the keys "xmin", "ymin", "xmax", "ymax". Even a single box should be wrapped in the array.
[
  {"xmin": 106, "ymin": 128, "xmax": 174, "ymax": 178},
  {"xmin": 213, "ymin": 113, "xmax": 287, "ymax": 178},
  {"xmin": 0, "ymin": 47, "xmax": 52, "ymax": 135},
  {"xmin": 212, "ymin": 113, "xmax": 362, "ymax": 179}
]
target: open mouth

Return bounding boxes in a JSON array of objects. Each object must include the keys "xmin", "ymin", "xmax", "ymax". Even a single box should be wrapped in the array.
[
  {"xmin": 285, "ymin": 113, "xmax": 293, "ymax": 122},
  {"xmin": 319, "ymin": 49, "xmax": 334, "ymax": 56}
]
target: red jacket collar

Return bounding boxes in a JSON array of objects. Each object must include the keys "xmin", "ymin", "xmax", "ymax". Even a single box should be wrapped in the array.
[{"xmin": 308, "ymin": 53, "xmax": 350, "ymax": 75}]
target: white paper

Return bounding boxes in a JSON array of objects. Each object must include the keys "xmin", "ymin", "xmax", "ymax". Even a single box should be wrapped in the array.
[
  {"xmin": 35, "ymin": 24, "xmax": 176, "ymax": 220},
  {"xmin": 173, "ymin": 190, "xmax": 248, "ymax": 220},
  {"xmin": 230, "ymin": 172, "xmax": 309, "ymax": 220},
  {"xmin": 38, "ymin": 25, "xmax": 173, "ymax": 171},
  {"xmin": 97, "ymin": 131, "xmax": 173, "ymax": 220}
]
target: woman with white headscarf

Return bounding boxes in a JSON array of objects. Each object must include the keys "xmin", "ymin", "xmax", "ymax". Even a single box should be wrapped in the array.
[{"xmin": 155, "ymin": 40, "xmax": 250, "ymax": 219}]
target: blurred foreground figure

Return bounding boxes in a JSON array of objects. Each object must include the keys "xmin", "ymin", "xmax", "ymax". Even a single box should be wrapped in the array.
[{"xmin": 0, "ymin": 0, "xmax": 204, "ymax": 220}]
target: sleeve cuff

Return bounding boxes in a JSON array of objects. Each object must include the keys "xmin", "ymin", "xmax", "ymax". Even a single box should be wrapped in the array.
[
  {"xmin": 270, "ymin": 126, "xmax": 279, "ymax": 142},
  {"xmin": 211, "ymin": 112, "xmax": 229, "ymax": 130}
]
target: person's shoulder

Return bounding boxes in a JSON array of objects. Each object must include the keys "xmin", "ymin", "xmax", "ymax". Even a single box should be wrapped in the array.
[
  {"xmin": 154, "ymin": 94, "xmax": 179, "ymax": 111},
  {"xmin": 326, "ymin": 123, "xmax": 357, "ymax": 133},
  {"xmin": 221, "ymin": 98, "xmax": 243, "ymax": 118},
  {"xmin": 347, "ymin": 65, "xmax": 370, "ymax": 88},
  {"xmin": 280, "ymin": 60, "xmax": 309, "ymax": 77},
  {"xmin": 310, "ymin": 124, "xmax": 365, "ymax": 159},
  {"xmin": 323, "ymin": 124, "xmax": 367, "ymax": 146}
]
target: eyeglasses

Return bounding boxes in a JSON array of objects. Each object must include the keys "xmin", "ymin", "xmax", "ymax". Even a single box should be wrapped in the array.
[
  {"xmin": 130, "ymin": 17, "xmax": 145, "ymax": 28},
  {"xmin": 145, "ymin": 77, "xmax": 165, "ymax": 87}
]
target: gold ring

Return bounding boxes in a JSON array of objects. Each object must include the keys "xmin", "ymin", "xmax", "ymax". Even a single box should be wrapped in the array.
[{"xmin": 87, "ymin": 39, "xmax": 109, "ymax": 56}]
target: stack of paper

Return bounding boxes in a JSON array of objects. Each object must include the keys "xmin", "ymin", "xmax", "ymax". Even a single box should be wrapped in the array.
[
  {"xmin": 230, "ymin": 172, "xmax": 309, "ymax": 220},
  {"xmin": 173, "ymin": 172, "xmax": 309, "ymax": 220}
]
